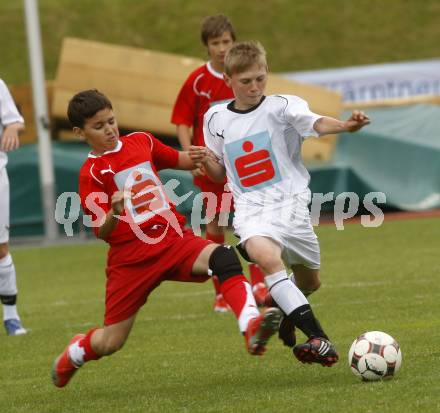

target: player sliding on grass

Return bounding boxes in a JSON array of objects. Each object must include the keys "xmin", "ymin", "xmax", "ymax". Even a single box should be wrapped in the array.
[
  {"xmin": 190, "ymin": 41, "xmax": 370, "ymax": 366},
  {"xmin": 51, "ymin": 89, "xmax": 282, "ymax": 388}
]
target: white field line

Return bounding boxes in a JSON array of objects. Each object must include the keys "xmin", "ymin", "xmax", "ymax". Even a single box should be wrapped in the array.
[{"xmin": 323, "ymin": 278, "xmax": 436, "ymax": 288}]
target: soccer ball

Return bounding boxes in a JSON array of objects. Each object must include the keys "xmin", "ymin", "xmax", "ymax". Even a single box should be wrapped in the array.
[{"xmin": 348, "ymin": 331, "xmax": 402, "ymax": 381}]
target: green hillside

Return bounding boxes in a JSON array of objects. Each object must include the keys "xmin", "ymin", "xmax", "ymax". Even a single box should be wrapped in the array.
[{"xmin": 1, "ymin": 0, "xmax": 439, "ymax": 85}]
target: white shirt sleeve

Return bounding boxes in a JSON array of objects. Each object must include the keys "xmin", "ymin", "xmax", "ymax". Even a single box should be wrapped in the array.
[
  {"xmin": 203, "ymin": 109, "xmax": 225, "ymax": 165},
  {"xmin": 283, "ymin": 95, "xmax": 322, "ymax": 138},
  {"xmin": 0, "ymin": 79, "xmax": 25, "ymax": 127}
]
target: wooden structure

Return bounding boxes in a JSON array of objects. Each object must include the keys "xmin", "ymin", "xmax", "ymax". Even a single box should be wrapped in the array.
[{"xmin": 9, "ymin": 82, "xmax": 53, "ymax": 145}]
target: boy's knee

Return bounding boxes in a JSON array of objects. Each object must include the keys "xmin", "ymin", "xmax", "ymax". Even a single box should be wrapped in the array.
[
  {"xmin": 304, "ymin": 280, "xmax": 321, "ymax": 295},
  {"xmin": 253, "ymin": 253, "xmax": 282, "ymax": 274},
  {"xmin": 208, "ymin": 245, "xmax": 242, "ymax": 283},
  {"xmin": 298, "ymin": 277, "xmax": 321, "ymax": 296}
]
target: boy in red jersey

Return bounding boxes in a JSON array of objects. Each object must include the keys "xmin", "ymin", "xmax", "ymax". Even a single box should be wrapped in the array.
[
  {"xmin": 51, "ymin": 89, "xmax": 282, "ymax": 388},
  {"xmin": 171, "ymin": 14, "xmax": 266, "ymax": 311}
]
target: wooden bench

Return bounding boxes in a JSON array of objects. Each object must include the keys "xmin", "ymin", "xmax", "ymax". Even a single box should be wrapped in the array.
[
  {"xmin": 51, "ymin": 37, "xmax": 342, "ymax": 161},
  {"xmin": 9, "ymin": 82, "xmax": 53, "ymax": 145}
]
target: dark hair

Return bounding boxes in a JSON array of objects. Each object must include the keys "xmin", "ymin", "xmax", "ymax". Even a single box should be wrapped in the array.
[
  {"xmin": 200, "ymin": 14, "xmax": 236, "ymax": 45},
  {"xmin": 67, "ymin": 89, "xmax": 113, "ymax": 128}
]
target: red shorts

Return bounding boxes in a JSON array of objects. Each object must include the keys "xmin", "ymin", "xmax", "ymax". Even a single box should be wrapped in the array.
[
  {"xmin": 193, "ymin": 175, "xmax": 233, "ymax": 217},
  {"xmin": 104, "ymin": 226, "xmax": 211, "ymax": 325}
]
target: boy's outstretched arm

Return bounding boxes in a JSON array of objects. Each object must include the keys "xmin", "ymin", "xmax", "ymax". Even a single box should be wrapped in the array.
[
  {"xmin": 188, "ymin": 145, "xmax": 226, "ymax": 182},
  {"xmin": 313, "ymin": 110, "xmax": 370, "ymax": 135},
  {"xmin": 176, "ymin": 126, "xmax": 204, "ymax": 177},
  {"xmin": 176, "ymin": 151, "xmax": 199, "ymax": 170}
]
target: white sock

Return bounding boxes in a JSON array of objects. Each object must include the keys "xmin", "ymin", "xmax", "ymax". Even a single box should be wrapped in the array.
[
  {"xmin": 3, "ymin": 304, "xmax": 19, "ymax": 321},
  {"xmin": 69, "ymin": 340, "xmax": 86, "ymax": 367},
  {"xmin": 0, "ymin": 254, "xmax": 20, "ymax": 321},
  {"xmin": 0, "ymin": 254, "xmax": 18, "ymax": 296},
  {"xmin": 238, "ymin": 282, "xmax": 260, "ymax": 333},
  {"xmin": 265, "ymin": 270, "xmax": 308, "ymax": 315}
]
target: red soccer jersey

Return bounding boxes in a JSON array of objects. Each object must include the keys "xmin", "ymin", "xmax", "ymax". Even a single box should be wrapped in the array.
[
  {"xmin": 79, "ymin": 131, "xmax": 185, "ymax": 245},
  {"xmin": 171, "ymin": 62, "xmax": 233, "ymax": 147}
]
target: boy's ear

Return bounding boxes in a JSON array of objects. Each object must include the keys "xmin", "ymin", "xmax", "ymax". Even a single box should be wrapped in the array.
[
  {"xmin": 73, "ymin": 126, "xmax": 85, "ymax": 140},
  {"xmin": 223, "ymin": 73, "xmax": 232, "ymax": 88}
]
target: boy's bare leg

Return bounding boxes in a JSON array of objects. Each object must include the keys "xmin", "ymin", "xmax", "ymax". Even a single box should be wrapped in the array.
[
  {"xmin": 193, "ymin": 243, "xmax": 281, "ymax": 355},
  {"xmin": 0, "ymin": 242, "xmax": 27, "ymax": 336},
  {"xmin": 291, "ymin": 265, "xmax": 321, "ymax": 296},
  {"xmin": 52, "ymin": 315, "xmax": 137, "ymax": 387},
  {"xmin": 244, "ymin": 236, "xmax": 284, "ymax": 274},
  {"xmin": 91, "ymin": 315, "xmax": 137, "ymax": 356},
  {"xmin": 244, "ymin": 236, "xmax": 338, "ymax": 365}
]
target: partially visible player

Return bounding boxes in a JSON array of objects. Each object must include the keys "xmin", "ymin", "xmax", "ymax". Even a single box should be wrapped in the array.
[
  {"xmin": 51, "ymin": 89, "xmax": 282, "ymax": 388},
  {"xmin": 171, "ymin": 14, "xmax": 267, "ymax": 312},
  {"xmin": 0, "ymin": 78, "xmax": 27, "ymax": 336},
  {"xmin": 191, "ymin": 41, "xmax": 370, "ymax": 366}
]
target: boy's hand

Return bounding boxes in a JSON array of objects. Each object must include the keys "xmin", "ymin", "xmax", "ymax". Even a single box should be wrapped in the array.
[
  {"xmin": 344, "ymin": 110, "xmax": 370, "ymax": 132},
  {"xmin": 189, "ymin": 145, "xmax": 218, "ymax": 164},
  {"xmin": 110, "ymin": 190, "xmax": 132, "ymax": 216},
  {"xmin": 191, "ymin": 167, "xmax": 206, "ymax": 177},
  {"xmin": 1, "ymin": 124, "xmax": 22, "ymax": 152},
  {"xmin": 188, "ymin": 145, "xmax": 208, "ymax": 164}
]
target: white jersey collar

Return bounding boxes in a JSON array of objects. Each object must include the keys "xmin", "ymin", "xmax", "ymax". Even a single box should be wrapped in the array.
[
  {"xmin": 207, "ymin": 61, "xmax": 224, "ymax": 79},
  {"xmin": 88, "ymin": 140, "xmax": 123, "ymax": 158}
]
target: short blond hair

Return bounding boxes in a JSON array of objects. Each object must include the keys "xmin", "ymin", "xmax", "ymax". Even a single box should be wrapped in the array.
[{"xmin": 224, "ymin": 41, "xmax": 267, "ymax": 76}]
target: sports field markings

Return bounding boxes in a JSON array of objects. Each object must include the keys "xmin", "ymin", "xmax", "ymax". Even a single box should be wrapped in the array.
[
  {"xmin": 65, "ymin": 313, "xmax": 210, "ymax": 329},
  {"xmin": 325, "ymin": 278, "xmax": 434, "ymax": 288}
]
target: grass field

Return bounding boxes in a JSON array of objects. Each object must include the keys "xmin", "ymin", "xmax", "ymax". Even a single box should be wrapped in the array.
[{"xmin": 1, "ymin": 217, "xmax": 439, "ymax": 412}]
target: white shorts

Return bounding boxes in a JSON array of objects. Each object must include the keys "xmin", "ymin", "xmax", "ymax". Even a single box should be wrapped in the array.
[
  {"xmin": 0, "ymin": 168, "xmax": 10, "ymax": 243},
  {"xmin": 233, "ymin": 190, "xmax": 320, "ymax": 269}
]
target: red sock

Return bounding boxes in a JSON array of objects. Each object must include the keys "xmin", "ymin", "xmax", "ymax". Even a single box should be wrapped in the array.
[
  {"xmin": 211, "ymin": 275, "xmax": 222, "ymax": 295},
  {"xmin": 249, "ymin": 263, "xmax": 265, "ymax": 286},
  {"xmin": 80, "ymin": 328, "xmax": 102, "ymax": 362},
  {"xmin": 220, "ymin": 275, "xmax": 255, "ymax": 319},
  {"xmin": 206, "ymin": 232, "xmax": 225, "ymax": 295},
  {"xmin": 206, "ymin": 232, "xmax": 225, "ymax": 245}
]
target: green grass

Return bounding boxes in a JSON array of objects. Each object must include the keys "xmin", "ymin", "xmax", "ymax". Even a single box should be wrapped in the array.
[
  {"xmin": 1, "ymin": 217, "xmax": 439, "ymax": 412},
  {"xmin": 1, "ymin": 0, "xmax": 440, "ymax": 85}
]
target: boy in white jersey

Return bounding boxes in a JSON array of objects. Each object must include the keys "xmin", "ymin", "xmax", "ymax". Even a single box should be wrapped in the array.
[
  {"xmin": 0, "ymin": 78, "xmax": 27, "ymax": 336},
  {"xmin": 171, "ymin": 15, "xmax": 267, "ymax": 311},
  {"xmin": 190, "ymin": 41, "xmax": 370, "ymax": 366}
]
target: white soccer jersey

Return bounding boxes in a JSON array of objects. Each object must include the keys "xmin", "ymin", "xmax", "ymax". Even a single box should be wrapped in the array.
[
  {"xmin": 0, "ymin": 79, "xmax": 25, "ymax": 171},
  {"xmin": 203, "ymin": 94, "xmax": 323, "ymax": 210}
]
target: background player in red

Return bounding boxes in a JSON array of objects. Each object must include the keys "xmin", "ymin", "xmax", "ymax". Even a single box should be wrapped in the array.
[
  {"xmin": 171, "ymin": 14, "xmax": 266, "ymax": 312},
  {"xmin": 51, "ymin": 89, "xmax": 282, "ymax": 388}
]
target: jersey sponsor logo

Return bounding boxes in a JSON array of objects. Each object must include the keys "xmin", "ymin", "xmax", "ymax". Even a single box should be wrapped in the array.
[
  {"xmin": 113, "ymin": 161, "xmax": 170, "ymax": 224},
  {"xmin": 225, "ymin": 131, "xmax": 281, "ymax": 192}
]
